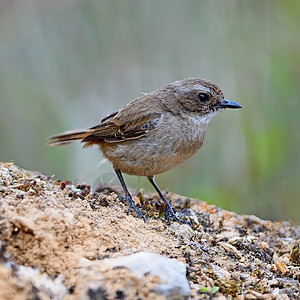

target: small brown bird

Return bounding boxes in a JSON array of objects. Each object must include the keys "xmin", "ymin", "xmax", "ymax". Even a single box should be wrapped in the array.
[{"xmin": 48, "ymin": 78, "xmax": 241, "ymax": 225}]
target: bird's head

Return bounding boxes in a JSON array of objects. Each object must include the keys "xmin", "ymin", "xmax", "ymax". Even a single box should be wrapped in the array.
[{"xmin": 158, "ymin": 78, "xmax": 241, "ymax": 121}]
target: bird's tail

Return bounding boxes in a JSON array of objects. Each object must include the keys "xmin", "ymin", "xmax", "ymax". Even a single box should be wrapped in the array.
[{"xmin": 47, "ymin": 129, "xmax": 93, "ymax": 146}]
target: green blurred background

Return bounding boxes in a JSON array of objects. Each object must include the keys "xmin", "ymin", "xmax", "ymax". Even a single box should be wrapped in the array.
[{"xmin": 1, "ymin": 0, "xmax": 299, "ymax": 222}]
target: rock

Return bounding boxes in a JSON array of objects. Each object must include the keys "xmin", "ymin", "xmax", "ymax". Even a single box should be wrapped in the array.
[
  {"xmin": 210, "ymin": 264, "xmax": 231, "ymax": 280},
  {"xmin": 17, "ymin": 266, "xmax": 67, "ymax": 299},
  {"xmin": 78, "ymin": 252, "xmax": 190, "ymax": 300},
  {"xmin": 1, "ymin": 162, "xmax": 300, "ymax": 299},
  {"xmin": 220, "ymin": 242, "xmax": 243, "ymax": 260},
  {"xmin": 168, "ymin": 222, "xmax": 195, "ymax": 241},
  {"xmin": 0, "ymin": 256, "xmax": 67, "ymax": 300}
]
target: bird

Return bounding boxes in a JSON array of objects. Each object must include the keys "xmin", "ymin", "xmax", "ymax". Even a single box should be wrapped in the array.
[{"xmin": 48, "ymin": 78, "xmax": 242, "ymax": 226}]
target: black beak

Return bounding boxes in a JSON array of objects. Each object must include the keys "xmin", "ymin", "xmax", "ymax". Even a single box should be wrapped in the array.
[{"xmin": 219, "ymin": 99, "xmax": 242, "ymax": 109}]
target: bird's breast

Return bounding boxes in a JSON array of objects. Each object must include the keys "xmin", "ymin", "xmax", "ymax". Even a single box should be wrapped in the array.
[{"xmin": 99, "ymin": 114, "xmax": 209, "ymax": 176}]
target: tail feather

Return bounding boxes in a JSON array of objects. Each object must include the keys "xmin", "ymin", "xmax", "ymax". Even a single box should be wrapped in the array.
[{"xmin": 48, "ymin": 129, "xmax": 92, "ymax": 146}]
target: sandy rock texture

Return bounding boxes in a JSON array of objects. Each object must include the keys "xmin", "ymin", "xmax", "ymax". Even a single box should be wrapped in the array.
[{"xmin": 0, "ymin": 161, "xmax": 300, "ymax": 299}]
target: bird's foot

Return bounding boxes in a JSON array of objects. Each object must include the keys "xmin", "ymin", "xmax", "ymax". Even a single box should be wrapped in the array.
[
  {"xmin": 118, "ymin": 194, "xmax": 146, "ymax": 223},
  {"xmin": 163, "ymin": 200, "xmax": 192, "ymax": 227}
]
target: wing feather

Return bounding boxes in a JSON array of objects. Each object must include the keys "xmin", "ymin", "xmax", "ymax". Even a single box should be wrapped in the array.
[
  {"xmin": 82, "ymin": 112, "xmax": 161, "ymax": 145},
  {"xmin": 82, "ymin": 94, "xmax": 163, "ymax": 146}
]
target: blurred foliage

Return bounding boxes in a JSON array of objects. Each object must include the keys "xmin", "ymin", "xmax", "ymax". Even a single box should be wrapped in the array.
[{"xmin": 0, "ymin": 0, "xmax": 299, "ymax": 222}]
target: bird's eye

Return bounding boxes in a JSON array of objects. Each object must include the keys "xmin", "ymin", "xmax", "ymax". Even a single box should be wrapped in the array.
[{"xmin": 197, "ymin": 93, "xmax": 209, "ymax": 102}]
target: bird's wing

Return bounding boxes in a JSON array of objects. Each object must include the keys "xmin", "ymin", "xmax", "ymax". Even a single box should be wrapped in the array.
[{"xmin": 82, "ymin": 107, "xmax": 162, "ymax": 146}]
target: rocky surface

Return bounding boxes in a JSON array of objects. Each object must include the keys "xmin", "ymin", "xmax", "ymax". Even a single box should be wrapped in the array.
[{"xmin": 0, "ymin": 162, "xmax": 300, "ymax": 299}]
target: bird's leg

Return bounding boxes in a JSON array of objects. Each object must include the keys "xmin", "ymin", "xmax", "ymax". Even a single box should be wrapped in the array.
[
  {"xmin": 148, "ymin": 176, "xmax": 192, "ymax": 227},
  {"xmin": 115, "ymin": 169, "xmax": 146, "ymax": 222}
]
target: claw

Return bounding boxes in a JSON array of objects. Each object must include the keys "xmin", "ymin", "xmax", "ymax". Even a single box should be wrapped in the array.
[
  {"xmin": 148, "ymin": 176, "xmax": 192, "ymax": 227},
  {"xmin": 164, "ymin": 199, "xmax": 192, "ymax": 227},
  {"xmin": 119, "ymin": 192, "xmax": 146, "ymax": 222}
]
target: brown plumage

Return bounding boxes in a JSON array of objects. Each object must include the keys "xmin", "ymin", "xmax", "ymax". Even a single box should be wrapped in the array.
[
  {"xmin": 48, "ymin": 130, "xmax": 92, "ymax": 145},
  {"xmin": 48, "ymin": 78, "xmax": 242, "ymax": 225}
]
